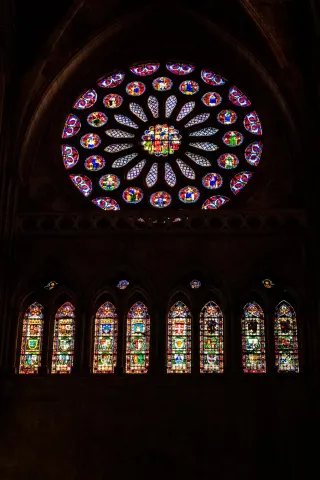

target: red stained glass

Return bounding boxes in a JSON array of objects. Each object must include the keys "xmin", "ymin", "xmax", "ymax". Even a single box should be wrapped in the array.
[
  {"xmin": 126, "ymin": 81, "xmax": 146, "ymax": 96},
  {"xmin": 122, "ymin": 187, "xmax": 144, "ymax": 204},
  {"xmin": 61, "ymin": 144, "xmax": 79, "ymax": 169},
  {"xmin": 19, "ymin": 302, "xmax": 44, "ymax": 374},
  {"xmin": 274, "ymin": 301, "xmax": 299, "ymax": 373},
  {"xmin": 62, "ymin": 114, "xmax": 81, "ymax": 138},
  {"xmin": 166, "ymin": 63, "xmax": 195, "ymax": 75},
  {"xmin": 130, "ymin": 63, "xmax": 160, "ymax": 76},
  {"xmin": 242, "ymin": 302, "xmax": 266, "ymax": 373},
  {"xmin": 92, "ymin": 197, "xmax": 120, "ymax": 210},
  {"xmin": 222, "ymin": 131, "xmax": 243, "ymax": 147},
  {"xmin": 179, "ymin": 80, "xmax": 199, "ymax": 95},
  {"xmin": 99, "ymin": 174, "xmax": 120, "ymax": 191},
  {"xmin": 230, "ymin": 171, "xmax": 253, "ymax": 195},
  {"xmin": 84, "ymin": 155, "xmax": 106, "ymax": 171},
  {"xmin": 126, "ymin": 302, "xmax": 150, "ymax": 374},
  {"xmin": 51, "ymin": 302, "xmax": 75, "ymax": 374},
  {"xmin": 93, "ymin": 302, "xmax": 118, "ymax": 374},
  {"xmin": 217, "ymin": 153, "xmax": 239, "ymax": 169},
  {"xmin": 202, "ymin": 173, "xmax": 223, "ymax": 189},
  {"xmin": 202, "ymin": 195, "xmax": 229, "ymax": 210},
  {"xmin": 73, "ymin": 89, "xmax": 97, "ymax": 110},
  {"xmin": 87, "ymin": 111, "xmax": 108, "ymax": 127},
  {"xmin": 178, "ymin": 186, "xmax": 200, "ymax": 203},
  {"xmin": 70, "ymin": 174, "xmax": 92, "ymax": 197},
  {"xmin": 167, "ymin": 302, "xmax": 192, "ymax": 374},
  {"xmin": 201, "ymin": 92, "xmax": 222, "ymax": 107},
  {"xmin": 150, "ymin": 191, "xmax": 172, "ymax": 208},
  {"xmin": 80, "ymin": 133, "xmax": 101, "ymax": 149},
  {"xmin": 152, "ymin": 77, "xmax": 173, "ymax": 91},
  {"xmin": 103, "ymin": 94, "xmax": 123, "ymax": 109},
  {"xmin": 201, "ymin": 69, "xmax": 226, "ymax": 86},
  {"xmin": 97, "ymin": 72, "xmax": 125, "ymax": 88},
  {"xmin": 200, "ymin": 302, "xmax": 224, "ymax": 373},
  {"xmin": 245, "ymin": 141, "xmax": 263, "ymax": 166},
  {"xmin": 228, "ymin": 85, "xmax": 251, "ymax": 107},
  {"xmin": 217, "ymin": 109, "xmax": 237, "ymax": 125}
]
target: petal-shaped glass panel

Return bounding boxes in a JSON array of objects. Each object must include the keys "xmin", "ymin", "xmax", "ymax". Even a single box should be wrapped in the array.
[
  {"xmin": 189, "ymin": 142, "xmax": 218, "ymax": 152},
  {"xmin": 228, "ymin": 85, "xmax": 251, "ymax": 107},
  {"xmin": 166, "ymin": 63, "xmax": 195, "ymax": 75},
  {"xmin": 185, "ymin": 151, "xmax": 211, "ymax": 167},
  {"xmin": 92, "ymin": 197, "xmax": 120, "ymax": 210},
  {"xmin": 112, "ymin": 153, "xmax": 138, "ymax": 168},
  {"xmin": 184, "ymin": 113, "xmax": 210, "ymax": 128},
  {"xmin": 150, "ymin": 191, "xmax": 172, "ymax": 208},
  {"xmin": 165, "ymin": 95, "xmax": 177, "ymax": 118},
  {"xmin": 129, "ymin": 103, "xmax": 148, "ymax": 122},
  {"xmin": 97, "ymin": 72, "xmax": 125, "ymax": 88},
  {"xmin": 70, "ymin": 174, "xmax": 92, "ymax": 197},
  {"xmin": 114, "ymin": 115, "xmax": 139, "ymax": 129},
  {"xmin": 105, "ymin": 129, "xmax": 135, "ymax": 138},
  {"xmin": 145, "ymin": 163, "xmax": 158, "ymax": 187},
  {"xmin": 242, "ymin": 302, "xmax": 266, "ymax": 373},
  {"xmin": 62, "ymin": 114, "xmax": 81, "ymax": 138},
  {"xmin": 126, "ymin": 160, "xmax": 147, "ymax": 180},
  {"xmin": 244, "ymin": 111, "xmax": 262, "ymax": 135},
  {"xmin": 130, "ymin": 63, "xmax": 160, "ymax": 76},
  {"xmin": 104, "ymin": 144, "xmax": 133, "ymax": 153},
  {"xmin": 245, "ymin": 141, "xmax": 263, "ymax": 166},
  {"xmin": 176, "ymin": 159, "xmax": 196, "ymax": 179},
  {"xmin": 147, "ymin": 96, "xmax": 159, "ymax": 118},
  {"xmin": 200, "ymin": 301, "xmax": 224, "ymax": 373},
  {"xmin": 61, "ymin": 145, "xmax": 79, "ymax": 169},
  {"xmin": 73, "ymin": 89, "xmax": 97, "ymax": 109},
  {"xmin": 164, "ymin": 163, "xmax": 177, "ymax": 187},
  {"xmin": 176, "ymin": 102, "xmax": 195, "ymax": 121},
  {"xmin": 189, "ymin": 127, "xmax": 218, "ymax": 137},
  {"xmin": 230, "ymin": 171, "xmax": 253, "ymax": 195},
  {"xmin": 202, "ymin": 195, "xmax": 229, "ymax": 210},
  {"xmin": 201, "ymin": 69, "xmax": 226, "ymax": 86}
]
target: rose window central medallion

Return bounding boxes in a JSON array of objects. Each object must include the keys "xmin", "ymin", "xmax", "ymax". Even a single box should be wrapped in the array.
[{"xmin": 141, "ymin": 124, "xmax": 182, "ymax": 157}]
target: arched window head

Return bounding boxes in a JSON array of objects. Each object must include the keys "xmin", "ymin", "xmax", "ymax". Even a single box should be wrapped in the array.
[
  {"xmin": 126, "ymin": 302, "xmax": 150, "ymax": 374},
  {"xmin": 242, "ymin": 302, "xmax": 266, "ymax": 373},
  {"xmin": 200, "ymin": 301, "xmax": 223, "ymax": 373},
  {"xmin": 167, "ymin": 301, "xmax": 192, "ymax": 374},
  {"xmin": 274, "ymin": 301, "xmax": 299, "ymax": 373},
  {"xmin": 19, "ymin": 302, "xmax": 44, "ymax": 374},
  {"xmin": 51, "ymin": 302, "xmax": 75, "ymax": 374},
  {"xmin": 93, "ymin": 301, "xmax": 118, "ymax": 374},
  {"xmin": 61, "ymin": 63, "xmax": 263, "ymax": 211}
]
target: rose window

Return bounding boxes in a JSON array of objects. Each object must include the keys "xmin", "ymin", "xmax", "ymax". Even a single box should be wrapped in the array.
[{"xmin": 61, "ymin": 62, "xmax": 263, "ymax": 210}]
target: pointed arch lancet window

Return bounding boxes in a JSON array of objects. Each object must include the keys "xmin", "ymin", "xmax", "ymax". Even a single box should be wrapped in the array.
[
  {"xmin": 200, "ymin": 301, "xmax": 223, "ymax": 373},
  {"xmin": 274, "ymin": 301, "xmax": 299, "ymax": 372},
  {"xmin": 51, "ymin": 302, "xmax": 75, "ymax": 374},
  {"xmin": 126, "ymin": 302, "xmax": 150, "ymax": 373},
  {"xmin": 167, "ymin": 301, "xmax": 191, "ymax": 373},
  {"xmin": 19, "ymin": 302, "xmax": 44, "ymax": 374},
  {"xmin": 242, "ymin": 302, "xmax": 266, "ymax": 373},
  {"xmin": 93, "ymin": 301, "xmax": 118, "ymax": 374}
]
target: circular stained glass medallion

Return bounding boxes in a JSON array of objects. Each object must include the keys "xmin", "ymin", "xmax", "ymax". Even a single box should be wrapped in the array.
[
  {"xmin": 84, "ymin": 155, "xmax": 105, "ymax": 171},
  {"xmin": 179, "ymin": 80, "xmax": 199, "ymax": 95},
  {"xmin": 152, "ymin": 77, "xmax": 173, "ymax": 91},
  {"xmin": 217, "ymin": 153, "xmax": 239, "ymax": 170},
  {"xmin": 150, "ymin": 191, "xmax": 172, "ymax": 208},
  {"xmin": 103, "ymin": 94, "xmax": 123, "ymax": 108},
  {"xmin": 126, "ymin": 82, "xmax": 146, "ymax": 96},
  {"xmin": 217, "ymin": 109, "xmax": 237, "ymax": 125},
  {"xmin": 202, "ymin": 92, "xmax": 222, "ymax": 107},
  {"xmin": 222, "ymin": 131, "xmax": 243, "ymax": 147},
  {"xmin": 202, "ymin": 173, "xmax": 223, "ymax": 189},
  {"xmin": 122, "ymin": 187, "xmax": 144, "ymax": 204},
  {"xmin": 80, "ymin": 133, "xmax": 101, "ymax": 149},
  {"xmin": 62, "ymin": 114, "xmax": 81, "ymax": 138},
  {"xmin": 178, "ymin": 186, "xmax": 200, "ymax": 204},
  {"xmin": 87, "ymin": 112, "xmax": 108, "ymax": 127},
  {"xmin": 190, "ymin": 279, "xmax": 201, "ymax": 289},
  {"xmin": 99, "ymin": 174, "xmax": 120, "ymax": 191}
]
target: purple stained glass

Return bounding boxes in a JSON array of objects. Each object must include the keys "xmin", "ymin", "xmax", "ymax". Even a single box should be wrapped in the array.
[
  {"xmin": 244, "ymin": 111, "xmax": 262, "ymax": 135},
  {"xmin": 97, "ymin": 72, "xmax": 125, "ymax": 88},
  {"xmin": 230, "ymin": 171, "xmax": 253, "ymax": 195},
  {"xmin": 62, "ymin": 114, "xmax": 81, "ymax": 138},
  {"xmin": 92, "ymin": 197, "xmax": 120, "ymax": 211},
  {"xmin": 61, "ymin": 145, "xmax": 79, "ymax": 169},
  {"xmin": 70, "ymin": 174, "xmax": 92, "ymax": 197},
  {"xmin": 245, "ymin": 141, "xmax": 263, "ymax": 166},
  {"xmin": 130, "ymin": 63, "xmax": 160, "ymax": 76},
  {"xmin": 73, "ymin": 89, "xmax": 97, "ymax": 110},
  {"xmin": 228, "ymin": 86, "xmax": 251, "ymax": 107},
  {"xmin": 166, "ymin": 63, "xmax": 195, "ymax": 75},
  {"xmin": 202, "ymin": 195, "xmax": 229, "ymax": 210},
  {"xmin": 201, "ymin": 69, "xmax": 226, "ymax": 86}
]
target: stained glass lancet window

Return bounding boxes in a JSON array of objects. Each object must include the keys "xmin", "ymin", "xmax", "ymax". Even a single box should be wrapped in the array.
[
  {"xmin": 242, "ymin": 302, "xmax": 266, "ymax": 373},
  {"xmin": 167, "ymin": 301, "xmax": 191, "ymax": 373},
  {"xmin": 93, "ymin": 302, "xmax": 118, "ymax": 374},
  {"xmin": 19, "ymin": 302, "xmax": 44, "ymax": 374},
  {"xmin": 200, "ymin": 302, "xmax": 223, "ymax": 373},
  {"xmin": 126, "ymin": 302, "xmax": 150, "ymax": 373},
  {"xmin": 274, "ymin": 301, "xmax": 299, "ymax": 372},
  {"xmin": 51, "ymin": 302, "xmax": 75, "ymax": 374}
]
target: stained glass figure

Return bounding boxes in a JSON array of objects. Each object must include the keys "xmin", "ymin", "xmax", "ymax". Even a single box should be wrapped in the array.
[
  {"xmin": 93, "ymin": 302, "xmax": 118, "ymax": 374},
  {"xmin": 61, "ymin": 145, "xmax": 79, "ymax": 169},
  {"xmin": 44, "ymin": 281, "xmax": 58, "ymax": 290},
  {"xmin": 80, "ymin": 133, "xmax": 101, "ymax": 149},
  {"xmin": 150, "ymin": 191, "xmax": 172, "ymax": 208},
  {"xmin": 230, "ymin": 171, "xmax": 253, "ymax": 195},
  {"xmin": 122, "ymin": 187, "xmax": 144, "ymax": 204},
  {"xmin": 87, "ymin": 111, "xmax": 108, "ymax": 127},
  {"xmin": 217, "ymin": 153, "xmax": 239, "ymax": 170},
  {"xmin": 105, "ymin": 129, "xmax": 135, "ymax": 139},
  {"xmin": 184, "ymin": 113, "xmax": 210, "ymax": 128},
  {"xmin": 189, "ymin": 142, "xmax": 218, "ymax": 152},
  {"xmin": 126, "ymin": 302, "xmax": 150, "ymax": 374},
  {"xmin": 244, "ymin": 111, "xmax": 262, "ymax": 135},
  {"xmin": 51, "ymin": 302, "xmax": 75, "ymax": 374},
  {"xmin": 262, "ymin": 279, "xmax": 275, "ymax": 289},
  {"xmin": 19, "ymin": 302, "xmax": 44, "ymax": 374},
  {"xmin": 103, "ymin": 94, "xmax": 123, "ymax": 109},
  {"xmin": 130, "ymin": 63, "xmax": 160, "ymax": 76},
  {"xmin": 84, "ymin": 155, "xmax": 106, "ymax": 171},
  {"xmin": 98, "ymin": 72, "xmax": 125, "ymax": 88},
  {"xmin": 228, "ymin": 86, "xmax": 251, "ymax": 107},
  {"xmin": 62, "ymin": 114, "xmax": 81, "ymax": 138},
  {"xmin": 129, "ymin": 103, "xmax": 148, "ymax": 122},
  {"xmin": 165, "ymin": 95, "xmax": 177, "ymax": 118},
  {"xmin": 152, "ymin": 77, "xmax": 173, "ymax": 91},
  {"xmin": 202, "ymin": 173, "xmax": 223, "ymax": 189},
  {"xmin": 176, "ymin": 102, "xmax": 195, "ymax": 121},
  {"xmin": 112, "ymin": 153, "xmax": 138, "ymax": 168},
  {"xmin": 242, "ymin": 302, "xmax": 266, "ymax": 373},
  {"xmin": 114, "ymin": 114, "xmax": 139, "ymax": 129},
  {"xmin": 99, "ymin": 174, "xmax": 120, "ymax": 191},
  {"xmin": 92, "ymin": 197, "xmax": 120, "ymax": 210},
  {"xmin": 127, "ymin": 160, "xmax": 146, "ymax": 180},
  {"xmin": 245, "ymin": 141, "xmax": 263, "ymax": 166},
  {"xmin": 202, "ymin": 195, "xmax": 229, "ymax": 210},
  {"xmin": 201, "ymin": 69, "xmax": 226, "ymax": 86},
  {"xmin": 73, "ymin": 89, "xmax": 97, "ymax": 109},
  {"xmin": 217, "ymin": 109, "xmax": 237, "ymax": 125},
  {"xmin": 179, "ymin": 80, "xmax": 199, "ymax": 95},
  {"xmin": 274, "ymin": 301, "xmax": 299, "ymax": 372},
  {"xmin": 147, "ymin": 96, "xmax": 159, "ymax": 118},
  {"xmin": 145, "ymin": 163, "xmax": 158, "ymax": 187},
  {"xmin": 201, "ymin": 92, "xmax": 222, "ymax": 107},
  {"xmin": 185, "ymin": 151, "xmax": 211, "ymax": 166},
  {"xmin": 117, "ymin": 280, "xmax": 129, "ymax": 290},
  {"xmin": 189, "ymin": 127, "xmax": 218, "ymax": 137},
  {"xmin": 176, "ymin": 159, "xmax": 196, "ymax": 179},
  {"xmin": 222, "ymin": 131, "xmax": 243, "ymax": 147},
  {"xmin": 167, "ymin": 301, "xmax": 191, "ymax": 374},
  {"xmin": 166, "ymin": 63, "xmax": 195, "ymax": 75},
  {"xmin": 141, "ymin": 124, "xmax": 181, "ymax": 156},
  {"xmin": 104, "ymin": 143, "xmax": 133, "ymax": 153},
  {"xmin": 200, "ymin": 301, "xmax": 224, "ymax": 373},
  {"xmin": 190, "ymin": 279, "xmax": 201, "ymax": 289},
  {"xmin": 179, "ymin": 186, "xmax": 200, "ymax": 203},
  {"xmin": 164, "ymin": 163, "xmax": 177, "ymax": 187},
  {"xmin": 70, "ymin": 174, "xmax": 92, "ymax": 197}
]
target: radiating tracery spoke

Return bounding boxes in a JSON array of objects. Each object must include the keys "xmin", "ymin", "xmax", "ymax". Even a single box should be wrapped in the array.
[
  {"xmin": 105, "ymin": 129, "xmax": 135, "ymax": 138},
  {"xmin": 147, "ymin": 96, "xmax": 159, "ymax": 118},
  {"xmin": 104, "ymin": 144, "xmax": 133, "ymax": 153},
  {"xmin": 184, "ymin": 113, "xmax": 210, "ymax": 128},
  {"xmin": 164, "ymin": 162, "xmax": 177, "ymax": 187},
  {"xmin": 185, "ymin": 151, "xmax": 211, "ymax": 167},
  {"xmin": 129, "ymin": 103, "xmax": 148, "ymax": 122},
  {"xmin": 189, "ymin": 142, "xmax": 218, "ymax": 152},
  {"xmin": 126, "ymin": 160, "xmax": 147, "ymax": 179},
  {"xmin": 145, "ymin": 163, "xmax": 158, "ymax": 187},
  {"xmin": 189, "ymin": 127, "xmax": 218, "ymax": 136},
  {"xmin": 112, "ymin": 153, "xmax": 138, "ymax": 168},
  {"xmin": 176, "ymin": 102, "xmax": 195, "ymax": 121},
  {"xmin": 176, "ymin": 159, "xmax": 196, "ymax": 179},
  {"xmin": 114, "ymin": 114, "xmax": 139, "ymax": 129},
  {"xmin": 165, "ymin": 95, "xmax": 177, "ymax": 118}
]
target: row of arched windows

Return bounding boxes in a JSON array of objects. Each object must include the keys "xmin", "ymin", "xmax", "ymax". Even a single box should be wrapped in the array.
[{"xmin": 18, "ymin": 299, "xmax": 299, "ymax": 374}]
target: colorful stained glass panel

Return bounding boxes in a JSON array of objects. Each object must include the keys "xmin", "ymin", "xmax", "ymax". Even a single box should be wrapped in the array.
[
  {"xmin": 242, "ymin": 302, "xmax": 266, "ymax": 373},
  {"xmin": 228, "ymin": 86, "xmax": 251, "ymax": 107},
  {"xmin": 130, "ymin": 63, "xmax": 160, "ymax": 76},
  {"xmin": 202, "ymin": 173, "xmax": 223, "ymax": 189},
  {"xmin": 166, "ymin": 63, "xmax": 195, "ymax": 75},
  {"xmin": 244, "ymin": 111, "xmax": 262, "ymax": 135},
  {"xmin": 230, "ymin": 171, "xmax": 253, "ymax": 195},
  {"xmin": 217, "ymin": 153, "xmax": 239, "ymax": 170},
  {"xmin": 202, "ymin": 92, "xmax": 222, "ymax": 107},
  {"xmin": 98, "ymin": 72, "xmax": 125, "ymax": 88},
  {"xmin": 62, "ymin": 114, "xmax": 81, "ymax": 138},
  {"xmin": 167, "ymin": 302, "xmax": 191, "ymax": 374},
  {"xmin": 19, "ymin": 303, "xmax": 44, "ymax": 374},
  {"xmin": 178, "ymin": 186, "xmax": 200, "ymax": 203},
  {"xmin": 152, "ymin": 77, "xmax": 173, "ymax": 91},
  {"xmin": 222, "ymin": 131, "xmax": 243, "ymax": 147},
  {"xmin": 99, "ymin": 174, "xmax": 120, "ymax": 191},
  {"xmin": 126, "ymin": 302, "xmax": 150, "ymax": 373},
  {"xmin": 92, "ymin": 197, "xmax": 120, "ymax": 210},
  {"xmin": 51, "ymin": 302, "xmax": 75, "ymax": 374},
  {"xmin": 70, "ymin": 174, "xmax": 92, "ymax": 197},
  {"xmin": 202, "ymin": 195, "xmax": 229, "ymax": 210},
  {"xmin": 80, "ymin": 133, "xmax": 101, "ymax": 149},
  {"xmin": 122, "ymin": 187, "xmax": 144, "ymax": 204},
  {"xmin": 84, "ymin": 155, "xmax": 106, "ymax": 171},
  {"xmin": 274, "ymin": 301, "xmax": 299, "ymax": 372},
  {"xmin": 245, "ymin": 141, "xmax": 263, "ymax": 166},
  {"xmin": 73, "ymin": 89, "xmax": 97, "ymax": 110},
  {"xmin": 61, "ymin": 145, "xmax": 79, "ymax": 169},
  {"xmin": 200, "ymin": 302, "xmax": 223, "ymax": 373},
  {"xmin": 93, "ymin": 302, "xmax": 118, "ymax": 374},
  {"xmin": 150, "ymin": 191, "xmax": 172, "ymax": 208},
  {"xmin": 103, "ymin": 94, "xmax": 123, "ymax": 109},
  {"xmin": 179, "ymin": 80, "xmax": 199, "ymax": 95}
]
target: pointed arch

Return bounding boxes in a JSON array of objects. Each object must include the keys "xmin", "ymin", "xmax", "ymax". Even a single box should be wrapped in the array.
[
  {"xmin": 19, "ymin": 302, "xmax": 44, "ymax": 374},
  {"xmin": 93, "ymin": 301, "xmax": 118, "ymax": 374},
  {"xmin": 51, "ymin": 302, "xmax": 75, "ymax": 374},
  {"xmin": 167, "ymin": 301, "xmax": 192, "ymax": 374},
  {"xmin": 200, "ymin": 301, "xmax": 224, "ymax": 373},
  {"xmin": 274, "ymin": 301, "xmax": 299, "ymax": 372},
  {"xmin": 242, "ymin": 302, "xmax": 266, "ymax": 373},
  {"xmin": 125, "ymin": 302, "xmax": 150, "ymax": 374}
]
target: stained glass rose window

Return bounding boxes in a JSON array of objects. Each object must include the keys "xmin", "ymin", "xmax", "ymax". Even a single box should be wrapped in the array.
[{"xmin": 61, "ymin": 62, "xmax": 263, "ymax": 210}]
